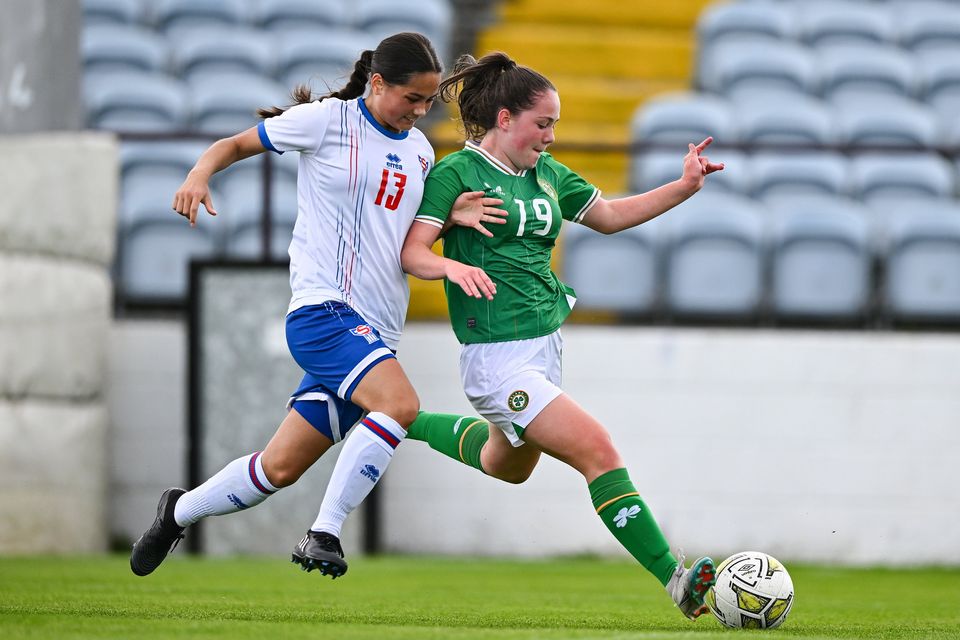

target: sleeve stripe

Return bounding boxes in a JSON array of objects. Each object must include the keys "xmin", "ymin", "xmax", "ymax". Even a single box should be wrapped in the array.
[
  {"xmin": 257, "ymin": 121, "xmax": 283, "ymax": 154},
  {"xmin": 414, "ymin": 215, "xmax": 444, "ymax": 228},
  {"xmin": 573, "ymin": 188, "xmax": 601, "ymax": 223}
]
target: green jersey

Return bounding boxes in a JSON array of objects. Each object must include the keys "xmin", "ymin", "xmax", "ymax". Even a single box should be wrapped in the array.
[{"xmin": 415, "ymin": 142, "xmax": 600, "ymax": 344}]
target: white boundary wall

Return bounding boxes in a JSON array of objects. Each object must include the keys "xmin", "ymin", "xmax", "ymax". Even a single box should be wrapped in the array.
[{"xmin": 385, "ymin": 324, "xmax": 960, "ymax": 566}]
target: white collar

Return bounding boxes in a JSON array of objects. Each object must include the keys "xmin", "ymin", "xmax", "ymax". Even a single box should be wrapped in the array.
[{"xmin": 464, "ymin": 140, "xmax": 528, "ymax": 177}]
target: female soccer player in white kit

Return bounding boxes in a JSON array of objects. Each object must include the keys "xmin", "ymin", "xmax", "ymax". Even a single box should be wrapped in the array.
[{"xmin": 130, "ymin": 33, "xmax": 501, "ymax": 579}]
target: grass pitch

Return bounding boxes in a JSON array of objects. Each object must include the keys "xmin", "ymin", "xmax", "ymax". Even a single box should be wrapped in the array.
[{"xmin": 0, "ymin": 555, "xmax": 957, "ymax": 639}]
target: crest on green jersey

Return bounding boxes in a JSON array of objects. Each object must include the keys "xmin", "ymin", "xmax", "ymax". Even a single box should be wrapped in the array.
[
  {"xmin": 507, "ymin": 390, "xmax": 529, "ymax": 412},
  {"xmin": 537, "ymin": 177, "xmax": 557, "ymax": 200}
]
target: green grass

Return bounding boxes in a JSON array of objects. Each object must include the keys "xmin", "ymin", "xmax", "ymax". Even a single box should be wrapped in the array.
[{"xmin": 0, "ymin": 555, "xmax": 957, "ymax": 639}]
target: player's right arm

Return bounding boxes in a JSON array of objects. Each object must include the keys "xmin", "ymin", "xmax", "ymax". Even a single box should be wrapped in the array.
[{"xmin": 173, "ymin": 126, "xmax": 266, "ymax": 226}]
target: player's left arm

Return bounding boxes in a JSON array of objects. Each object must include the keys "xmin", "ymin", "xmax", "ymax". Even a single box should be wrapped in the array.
[
  {"xmin": 581, "ymin": 137, "xmax": 724, "ymax": 235},
  {"xmin": 401, "ymin": 222, "xmax": 497, "ymax": 300}
]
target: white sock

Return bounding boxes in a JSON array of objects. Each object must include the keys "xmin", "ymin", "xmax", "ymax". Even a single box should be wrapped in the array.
[
  {"xmin": 311, "ymin": 412, "xmax": 406, "ymax": 537},
  {"xmin": 173, "ymin": 451, "xmax": 279, "ymax": 527}
]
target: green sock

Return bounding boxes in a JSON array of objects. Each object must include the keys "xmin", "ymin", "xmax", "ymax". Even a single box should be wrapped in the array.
[
  {"xmin": 407, "ymin": 412, "xmax": 489, "ymax": 473},
  {"xmin": 589, "ymin": 468, "xmax": 678, "ymax": 586}
]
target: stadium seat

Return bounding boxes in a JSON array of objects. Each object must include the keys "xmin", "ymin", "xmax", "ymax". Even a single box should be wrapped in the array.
[
  {"xmin": 797, "ymin": 2, "xmax": 896, "ymax": 47},
  {"xmin": 85, "ymin": 71, "xmax": 190, "ymax": 132},
  {"xmin": 697, "ymin": 2, "xmax": 795, "ymax": 47},
  {"xmin": 818, "ymin": 43, "xmax": 919, "ymax": 102},
  {"xmin": 560, "ymin": 221, "xmax": 662, "ymax": 314},
  {"xmin": 895, "ymin": 1, "xmax": 960, "ymax": 51},
  {"xmin": 118, "ymin": 222, "xmax": 220, "ymax": 301},
  {"xmin": 151, "ymin": 0, "xmax": 250, "ymax": 32},
  {"xmin": 275, "ymin": 30, "xmax": 371, "ymax": 91},
  {"xmin": 834, "ymin": 97, "xmax": 940, "ymax": 149},
  {"xmin": 82, "ymin": 0, "xmax": 144, "ymax": 26},
  {"xmin": 257, "ymin": 0, "xmax": 346, "ymax": 32},
  {"xmin": 850, "ymin": 153, "xmax": 955, "ymax": 202},
  {"xmin": 630, "ymin": 149, "xmax": 747, "ymax": 195},
  {"xmin": 917, "ymin": 49, "xmax": 960, "ymax": 120},
  {"xmin": 189, "ymin": 72, "xmax": 288, "ymax": 135},
  {"xmin": 883, "ymin": 207, "xmax": 960, "ymax": 323},
  {"xmin": 224, "ymin": 223, "xmax": 295, "ymax": 261},
  {"xmin": 119, "ymin": 140, "xmax": 206, "ymax": 179},
  {"xmin": 217, "ymin": 164, "xmax": 299, "ymax": 230},
  {"xmin": 353, "ymin": 0, "xmax": 453, "ymax": 56},
  {"xmin": 748, "ymin": 151, "xmax": 850, "ymax": 199},
  {"xmin": 698, "ymin": 41, "xmax": 820, "ymax": 99},
  {"xmin": 662, "ymin": 193, "xmax": 766, "ymax": 319},
  {"xmin": 768, "ymin": 196, "xmax": 873, "ymax": 321},
  {"xmin": 630, "ymin": 93, "xmax": 737, "ymax": 146},
  {"xmin": 171, "ymin": 28, "xmax": 274, "ymax": 80},
  {"xmin": 82, "ymin": 24, "xmax": 169, "ymax": 74},
  {"xmin": 734, "ymin": 93, "xmax": 837, "ymax": 146}
]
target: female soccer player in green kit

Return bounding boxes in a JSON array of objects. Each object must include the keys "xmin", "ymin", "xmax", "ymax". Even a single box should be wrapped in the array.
[{"xmin": 400, "ymin": 52, "xmax": 725, "ymax": 620}]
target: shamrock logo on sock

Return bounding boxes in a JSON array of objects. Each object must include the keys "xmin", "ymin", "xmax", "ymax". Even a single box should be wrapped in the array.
[{"xmin": 613, "ymin": 505, "xmax": 641, "ymax": 528}]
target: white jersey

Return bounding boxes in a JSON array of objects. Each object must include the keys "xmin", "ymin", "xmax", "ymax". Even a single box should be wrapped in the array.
[{"xmin": 258, "ymin": 97, "xmax": 434, "ymax": 349}]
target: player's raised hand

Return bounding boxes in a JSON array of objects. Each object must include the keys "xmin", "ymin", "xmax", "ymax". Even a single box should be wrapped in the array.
[
  {"xmin": 681, "ymin": 137, "xmax": 724, "ymax": 193},
  {"xmin": 444, "ymin": 259, "xmax": 497, "ymax": 300},
  {"xmin": 172, "ymin": 171, "xmax": 218, "ymax": 227},
  {"xmin": 449, "ymin": 190, "xmax": 508, "ymax": 238}
]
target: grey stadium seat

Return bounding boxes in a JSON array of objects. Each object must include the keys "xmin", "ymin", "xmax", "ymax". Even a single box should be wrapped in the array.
[
  {"xmin": 119, "ymin": 223, "xmax": 220, "ymax": 301},
  {"xmin": 276, "ymin": 30, "xmax": 369, "ymax": 91},
  {"xmin": 733, "ymin": 93, "xmax": 837, "ymax": 146},
  {"xmin": 630, "ymin": 149, "xmax": 747, "ymax": 195},
  {"xmin": 918, "ymin": 49, "xmax": 960, "ymax": 119},
  {"xmin": 895, "ymin": 1, "xmax": 960, "ymax": 51},
  {"xmin": 82, "ymin": 0, "xmax": 144, "ymax": 26},
  {"xmin": 85, "ymin": 71, "xmax": 190, "ymax": 132},
  {"xmin": 818, "ymin": 43, "xmax": 918, "ymax": 103},
  {"xmin": 560, "ymin": 221, "xmax": 662, "ymax": 314},
  {"xmin": 119, "ymin": 140, "xmax": 206, "ymax": 179},
  {"xmin": 224, "ymin": 224, "xmax": 295, "ymax": 261},
  {"xmin": 353, "ymin": 0, "xmax": 453, "ymax": 56},
  {"xmin": 697, "ymin": 2, "xmax": 795, "ymax": 47},
  {"xmin": 698, "ymin": 41, "xmax": 819, "ymax": 99},
  {"xmin": 662, "ymin": 193, "xmax": 766, "ymax": 319},
  {"xmin": 217, "ymin": 166, "xmax": 299, "ymax": 230},
  {"xmin": 257, "ymin": 0, "xmax": 347, "ymax": 32},
  {"xmin": 883, "ymin": 208, "xmax": 960, "ymax": 322},
  {"xmin": 834, "ymin": 97, "xmax": 940, "ymax": 149},
  {"xmin": 748, "ymin": 151, "xmax": 850, "ymax": 199},
  {"xmin": 171, "ymin": 28, "xmax": 274, "ymax": 80},
  {"xmin": 768, "ymin": 196, "xmax": 873, "ymax": 321},
  {"xmin": 189, "ymin": 72, "xmax": 288, "ymax": 135},
  {"xmin": 630, "ymin": 93, "xmax": 736, "ymax": 146},
  {"xmin": 850, "ymin": 153, "xmax": 955, "ymax": 202},
  {"xmin": 82, "ymin": 24, "xmax": 169, "ymax": 74},
  {"xmin": 151, "ymin": 0, "xmax": 250, "ymax": 32},
  {"xmin": 797, "ymin": 2, "xmax": 896, "ymax": 47}
]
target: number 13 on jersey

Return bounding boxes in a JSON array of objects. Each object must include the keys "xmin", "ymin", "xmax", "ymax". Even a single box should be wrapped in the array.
[{"xmin": 375, "ymin": 169, "xmax": 407, "ymax": 211}]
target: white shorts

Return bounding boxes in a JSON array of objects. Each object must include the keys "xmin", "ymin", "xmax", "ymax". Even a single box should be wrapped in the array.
[{"xmin": 459, "ymin": 330, "xmax": 563, "ymax": 447}]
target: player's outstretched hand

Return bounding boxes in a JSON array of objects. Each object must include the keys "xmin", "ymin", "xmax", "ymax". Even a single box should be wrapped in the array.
[
  {"xmin": 681, "ymin": 137, "xmax": 725, "ymax": 193},
  {"xmin": 172, "ymin": 172, "xmax": 218, "ymax": 227},
  {"xmin": 449, "ymin": 190, "xmax": 508, "ymax": 238},
  {"xmin": 445, "ymin": 259, "xmax": 497, "ymax": 300}
]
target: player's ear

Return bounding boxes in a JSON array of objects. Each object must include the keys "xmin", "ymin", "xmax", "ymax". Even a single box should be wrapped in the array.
[
  {"xmin": 370, "ymin": 73, "xmax": 385, "ymax": 95},
  {"xmin": 496, "ymin": 107, "xmax": 511, "ymax": 130}
]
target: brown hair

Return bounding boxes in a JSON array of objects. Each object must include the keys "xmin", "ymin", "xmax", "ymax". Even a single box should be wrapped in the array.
[
  {"xmin": 257, "ymin": 32, "xmax": 441, "ymax": 119},
  {"xmin": 438, "ymin": 52, "xmax": 555, "ymax": 141}
]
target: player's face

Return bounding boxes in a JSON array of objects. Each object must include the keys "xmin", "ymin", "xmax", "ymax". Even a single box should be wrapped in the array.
[
  {"xmin": 367, "ymin": 71, "xmax": 440, "ymax": 133},
  {"xmin": 502, "ymin": 90, "xmax": 560, "ymax": 171}
]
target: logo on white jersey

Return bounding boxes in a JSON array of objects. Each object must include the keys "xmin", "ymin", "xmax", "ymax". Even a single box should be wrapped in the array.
[
  {"xmin": 418, "ymin": 154, "xmax": 430, "ymax": 179},
  {"xmin": 386, "ymin": 153, "xmax": 403, "ymax": 170},
  {"xmin": 350, "ymin": 324, "xmax": 378, "ymax": 344}
]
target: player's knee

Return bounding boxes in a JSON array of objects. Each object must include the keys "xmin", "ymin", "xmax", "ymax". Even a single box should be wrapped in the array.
[
  {"xmin": 387, "ymin": 395, "xmax": 420, "ymax": 429},
  {"xmin": 496, "ymin": 466, "xmax": 534, "ymax": 484},
  {"xmin": 261, "ymin": 458, "xmax": 302, "ymax": 488},
  {"xmin": 583, "ymin": 440, "xmax": 624, "ymax": 479}
]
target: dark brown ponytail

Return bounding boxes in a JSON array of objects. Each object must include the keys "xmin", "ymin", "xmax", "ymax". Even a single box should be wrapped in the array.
[{"xmin": 438, "ymin": 52, "xmax": 554, "ymax": 141}]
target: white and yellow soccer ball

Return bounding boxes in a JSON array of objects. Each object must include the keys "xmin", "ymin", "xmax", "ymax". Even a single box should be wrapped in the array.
[{"xmin": 705, "ymin": 551, "xmax": 794, "ymax": 629}]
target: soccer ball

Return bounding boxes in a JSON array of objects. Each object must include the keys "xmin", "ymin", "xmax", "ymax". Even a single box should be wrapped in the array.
[{"xmin": 705, "ymin": 551, "xmax": 794, "ymax": 629}]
